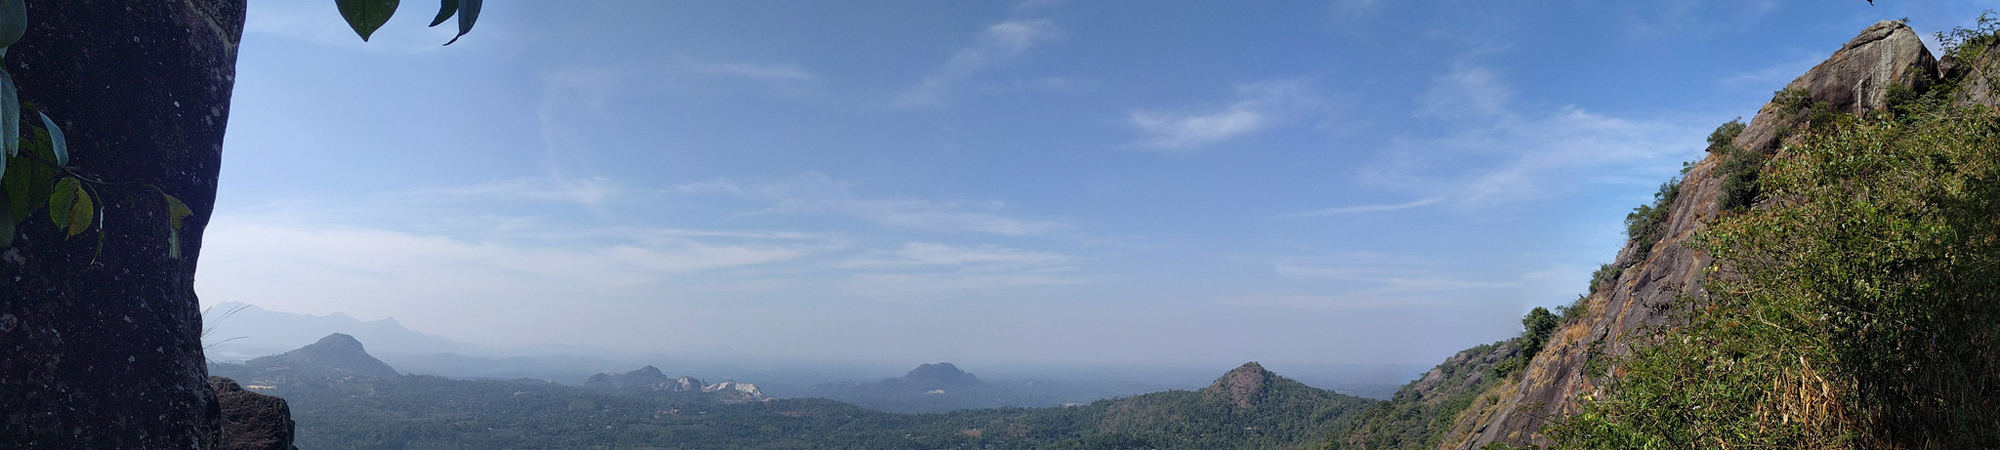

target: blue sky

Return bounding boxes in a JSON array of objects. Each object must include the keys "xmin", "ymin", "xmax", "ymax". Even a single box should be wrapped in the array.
[{"xmin": 196, "ymin": 0, "xmax": 1995, "ymax": 367}]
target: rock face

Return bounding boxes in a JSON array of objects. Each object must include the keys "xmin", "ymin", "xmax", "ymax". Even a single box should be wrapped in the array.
[
  {"xmin": 1735, "ymin": 20, "xmax": 1938, "ymax": 154},
  {"xmin": 209, "ymin": 377, "xmax": 295, "ymax": 450},
  {"xmin": 1436, "ymin": 20, "xmax": 1941, "ymax": 449},
  {"xmin": 241, "ymin": 333, "xmax": 401, "ymax": 380},
  {"xmin": 0, "ymin": 2, "xmax": 246, "ymax": 448},
  {"xmin": 581, "ymin": 366, "xmax": 768, "ymax": 402},
  {"xmin": 1203, "ymin": 362, "xmax": 1275, "ymax": 409}
]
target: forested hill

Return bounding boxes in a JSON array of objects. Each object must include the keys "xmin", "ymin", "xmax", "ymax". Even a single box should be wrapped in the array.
[
  {"xmin": 270, "ymin": 361, "xmax": 1372, "ymax": 449},
  {"xmin": 1333, "ymin": 18, "xmax": 2000, "ymax": 449}
]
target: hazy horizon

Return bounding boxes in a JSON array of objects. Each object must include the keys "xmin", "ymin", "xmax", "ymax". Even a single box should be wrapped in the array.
[{"xmin": 195, "ymin": 1, "xmax": 1990, "ymax": 368}]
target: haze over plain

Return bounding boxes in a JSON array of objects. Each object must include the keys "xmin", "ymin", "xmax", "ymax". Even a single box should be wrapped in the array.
[{"xmin": 197, "ymin": 1, "xmax": 1995, "ymax": 368}]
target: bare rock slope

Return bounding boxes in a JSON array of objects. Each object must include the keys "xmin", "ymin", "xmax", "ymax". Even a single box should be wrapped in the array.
[{"xmin": 1434, "ymin": 20, "xmax": 1939, "ymax": 449}]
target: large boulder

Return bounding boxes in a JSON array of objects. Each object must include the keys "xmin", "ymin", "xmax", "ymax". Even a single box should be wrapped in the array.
[
  {"xmin": 209, "ymin": 377, "xmax": 295, "ymax": 450},
  {"xmin": 1736, "ymin": 20, "xmax": 1938, "ymax": 153}
]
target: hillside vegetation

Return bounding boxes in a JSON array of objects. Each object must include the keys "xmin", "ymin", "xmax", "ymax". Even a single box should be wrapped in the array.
[
  {"xmin": 1547, "ymin": 40, "xmax": 2000, "ymax": 449},
  {"xmin": 272, "ymin": 362, "xmax": 1371, "ymax": 450},
  {"xmin": 1329, "ymin": 17, "xmax": 2000, "ymax": 450}
]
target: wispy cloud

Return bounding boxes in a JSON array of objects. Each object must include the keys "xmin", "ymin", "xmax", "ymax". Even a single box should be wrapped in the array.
[
  {"xmin": 894, "ymin": 19, "xmax": 1064, "ymax": 108},
  {"xmin": 687, "ymin": 61, "xmax": 819, "ymax": 82},
  {"xmin": 1326, "ymin": 0, "xmax": 1381, "ymax": 23},
  {"xmin": 1126, "ymin": 79, "xmax": 1320, "ymax": 151},
  {"xmin": 838, "ymin": 242, "xmax": 1074, "ymax": 270},
  {"xmin": 1219, "ymin": 252, "xmax": 1522, "ymax": 311},
  {"xmin": 1367, "ymin": 65, "xmax": 1708, "ymax": 204},
  {"xmin": 1276, "ymin": 197, "xmax": 1444, "ymax": 218},
  {"xmin": 395, "ymin": 177, "xmax": 621, "ymax": 206},
  {"xmin": 835, "ymin": 243, "xmax": 1085, "ymax": 300},
  {"xmin": 677, "ymin": 173, "xmax": 1070, "ymax": 236}
]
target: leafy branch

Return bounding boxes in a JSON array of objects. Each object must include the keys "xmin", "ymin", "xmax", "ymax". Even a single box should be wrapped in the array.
[
  {"xmin": 337, "ymin": 0, "xmax": 484, "ymax": 46},
  {"xmin": 2, "ymin": 0, "xmax": 477, "ymax": 261}
]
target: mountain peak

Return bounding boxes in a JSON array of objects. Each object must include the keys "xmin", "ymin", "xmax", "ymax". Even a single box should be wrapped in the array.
[
  {"xmin": 1205, "ymin": 362, "xmax": 1275, "ymax": 408},
  {"xmin": 311, "ymin": 333, "xmax": 366, "ymax": 351},
  {"xmin": 243, "ymin": 333, "xmax": 399, "ymax": 379},
  {"xmin": 903, "ymin": 362, "xmax": 966, "ymax": 380},
  {"xmin": 897, "ymin": 362, "xmax": 985, "ymax": 387}
]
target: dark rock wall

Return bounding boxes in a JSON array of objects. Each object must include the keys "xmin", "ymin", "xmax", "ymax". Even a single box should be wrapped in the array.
[
  {"xmin": 0, "ymin": 1, "xmax": 245, "ymax": 448},
  {"xmin": 210, "ymin": 377, "xmax": 295, "ymax": 450}
]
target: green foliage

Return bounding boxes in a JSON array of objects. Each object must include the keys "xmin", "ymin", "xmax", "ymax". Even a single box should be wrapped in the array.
[
  {"xmin": 1703, "ymin": 117, "xmax": 1744, "ymax": 153},
  {"xmin": 1332, "ymin": 341, "xmax": 1519, "ymax": 450},
  {"xmin": 1517, "ymin": 307, "xmax": 1559, "ymax": 362},
  {"xmin": 1550, "ymin": 89, "xmax": 2000, "ymax": 450},
  {"xmin": 334, "ymin": 0, "xmax": 484, "ymax": 45},
  {"xmin": 1935, "ymin": 10, "xmax": 2000, "ymax": 60},
  {"xmin": 36, "ymin": 111, "xmax": 63, "ymax": 166},
  {"xmin": 428, "ymin": 0, "xmax": 460, "ymax": 26},
  {"xmin": 2, "ymin": 71, "xmax": 17, "ymax": 160},
  {"xmin": 1586, "ymin": 263, "xmax": 1618, "ymax": 295},
  {"xmin": 1621, "ymin": 178, "xmax": 1680, "ymax": 262},
  {"xmin": 1555, "ymin": 295, "xmax": 1589, "ymax": 325},
  {"xmin": 0, "ymin": 0, "xmax": 23, "ymax": 50},
  {"xmin": 336, "ymin": 0, "xmax": 400, "ymax": 42},
  {"xmin": 439, "ymin": 0, "xmax": 482, "ymax": 46},
  {"xmin": 1715, "ymin": 147, "xmax": 1766, "ymax": 212},
  {"xmin": 46, "ymin": 177, "xmax": 89, "ymax": 237},
  {"xmin": 236, "ymin": 368, "xmax": 1371, "ymax": 450}
]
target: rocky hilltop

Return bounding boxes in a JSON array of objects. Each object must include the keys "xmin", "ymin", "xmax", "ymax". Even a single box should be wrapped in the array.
[
  {"xmin": 1411, "ymin": 20, "xmax": 1968, "ymax": 449},
  {"xmin": 896, "ymin": 362, "xmax": 986, "ymax": 388},
  {"xmin": 231, "ymin": 333, "xmax": 402, "ymax": 381},
  {"xmin": 582, "ymin": 365, "xmax": 768, "ymax": 403}
]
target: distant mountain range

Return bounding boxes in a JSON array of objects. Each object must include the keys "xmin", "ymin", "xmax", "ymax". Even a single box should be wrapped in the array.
[
  {"xmin": 210, "ymin": 333, "xmax": 401, "ymax": 383},
  {"xmin": 203, "ymin": 302, "xmax": 1422, "ymax": 407},
  {"xmin": 581, "ymin": 365, "xmax": 770, "ymax": 403},
  {"xmin": 274, "ymin": 358, "xmax": 1374, "ymax": 450}
]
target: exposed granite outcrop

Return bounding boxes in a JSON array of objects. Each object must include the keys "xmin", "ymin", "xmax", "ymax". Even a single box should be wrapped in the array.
[
  {"xmin": 1204, "ymin": 362, "xmax": 1275, "ymax": 409},
  {"xmin": 1438, "ymin": 20, "xmax": 1940, "ymax": 449},
  {"xmin": 210, "ymin": 377, "xmax": 296, "ymax": 450}
]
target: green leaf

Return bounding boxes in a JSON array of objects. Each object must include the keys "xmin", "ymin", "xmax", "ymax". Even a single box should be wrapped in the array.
[
  {"xmin": 428, "ymin": 0, "xmax": 458, "ymax": 27},
  {"xmin": 38, "ymin": 111, "xmax": 64, "ymax": 166},
  {"xmin": 336, "ymin": 0, "xmax": 401, "ymax": 42},
  {"xmin": 444, "ymin": 0, "xmax": 479, "ymax": 46},
  {"xmin": 0, "ymin": 203, "xmax": 14, "ymax": 248},
  {"xmin": 168, "ymin": 226, "xmax": 180, "ymax": 259},
  {"xmin": 47, "ymin": 177, "xmax": 89, "ymax": 237},
  {"xmin": 1, "ymin": 68, "xmax": 18, "ymax": 158},
  {"xmin": 163, "ymin": 193, "xmax": 192, "ymax": 229},
  {"xmin": 4, "ymin": 154, "xmax": 29, "ymax": 221},
  {"xmin": 0, "ymin": 0, "xmax": 24, "ymax": 50}
]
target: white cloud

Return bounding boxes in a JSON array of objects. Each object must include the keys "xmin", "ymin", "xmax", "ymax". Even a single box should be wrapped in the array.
[
  {"xmin": 1126, "ymin": 79, "xmax": 1319, "ymax": 151},
  {"xmin": 1368, "ymin": 65, "xmax": 1709, "ymax": 204},
  {"xmin": 1221, "ymin": 252, "xmax": 1524, "ymax": 311},
  {"xmin": 396, "ymin": 177, "xmax": 620, "ymax": 205},
  {"xmin": 1222, "ymin": 294, "xmax": 1471, "ymax": 311},
  {"xmin": 688, "ymin": 61, "xmax": 818, "ymax": 82},
  {"xmin": 1276, "ymin": 197, "xmax": 1444, "ymax": 218},
  {"xmin": 1327, "ymin": 0, "xmax": 1381, "ymax": 21},
  {"xmin": 677, "ymin": 173, "xmax": 1070, "ymax": 236},
  {"xmin": 838, "ymin": 242, "xmax": 1074, "ymax": 270},
  {"xmin": 894, "ymin": 19, "xmax": 1064, "ymax": 108},
  {"xmin": 835, "ymin": 243, "xmax": 1085, "ymax": 300},
  {"xmin": 1273, "ymin": 253, "xmax": 1520, "ymax": 293}
]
